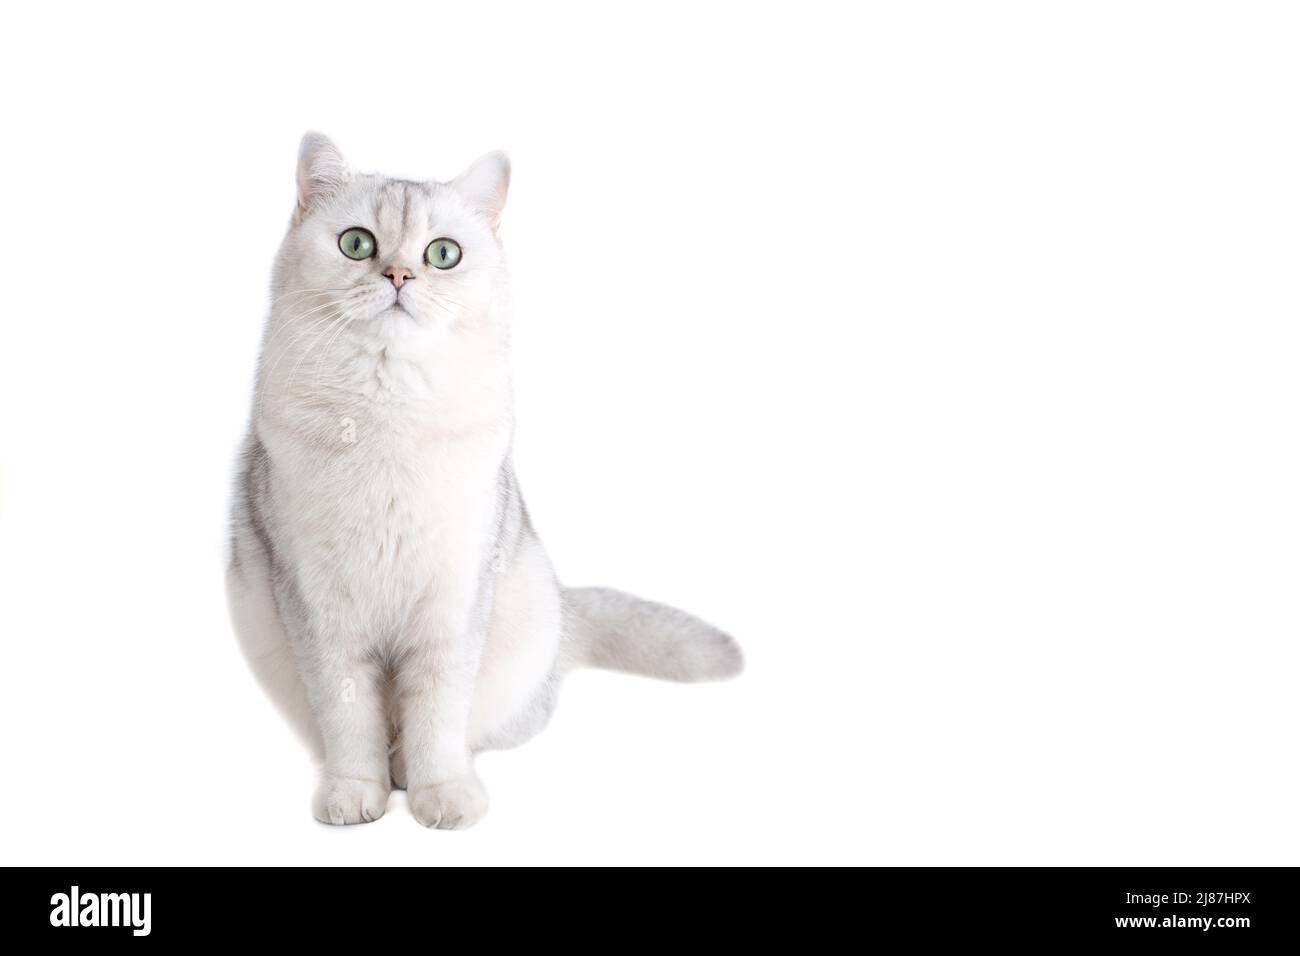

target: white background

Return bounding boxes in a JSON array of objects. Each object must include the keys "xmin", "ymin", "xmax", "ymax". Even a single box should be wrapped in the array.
[{"xmin": 1, "ymin": 2, "xmax": 1297, "ymax": 866}]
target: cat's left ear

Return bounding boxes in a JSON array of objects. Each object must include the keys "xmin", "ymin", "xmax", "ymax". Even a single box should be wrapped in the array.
[
  {"xmin": 450, "ymin": 151, "xmax": 510, "ymax": 231},
  {"xmin": 295, "ymin": 131, "xmax": 351, "ymax": 222}
]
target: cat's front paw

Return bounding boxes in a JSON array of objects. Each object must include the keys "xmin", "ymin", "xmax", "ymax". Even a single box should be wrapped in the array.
[
  {"xmin": 313, "ymin": 774, "xmax": 390, "ymax": 825},
  {"xmin": 408, "ymin": 774, "xmax": 488, "ymax": 829}
]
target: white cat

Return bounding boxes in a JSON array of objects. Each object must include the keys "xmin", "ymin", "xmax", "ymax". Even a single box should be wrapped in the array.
[{"xmin": 226, "ymin": 133, "xmax": 742, "ymax": 828}]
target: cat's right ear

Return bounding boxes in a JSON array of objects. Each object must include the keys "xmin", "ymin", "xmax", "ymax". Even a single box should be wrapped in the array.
[{"xmin": 295, "ymin": 132, "xmax": 350, "ymax": 222}]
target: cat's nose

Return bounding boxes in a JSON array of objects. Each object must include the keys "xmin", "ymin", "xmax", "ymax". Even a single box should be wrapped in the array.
[{"xmin": 383, "ymin": 266, "xmax": 415, "ymax": 289}]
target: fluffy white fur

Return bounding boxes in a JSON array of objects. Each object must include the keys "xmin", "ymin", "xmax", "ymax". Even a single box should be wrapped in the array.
[{"xmin": 226, "ymin": 133, "xmax": 741, "ymax": 828}]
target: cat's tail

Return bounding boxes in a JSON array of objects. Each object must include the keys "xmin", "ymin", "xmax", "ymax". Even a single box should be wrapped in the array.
[{"xmin": 562, "ymin": 587, "xmax": 743, "ymax": 682}]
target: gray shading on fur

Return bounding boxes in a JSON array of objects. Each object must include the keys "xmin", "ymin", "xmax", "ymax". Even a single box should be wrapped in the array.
[{"xmin": 564, "ymin": 588, "xmax": 743, "ymax": 682}]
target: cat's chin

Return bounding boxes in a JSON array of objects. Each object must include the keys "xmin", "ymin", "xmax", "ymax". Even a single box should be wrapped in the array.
[{"xmin": 374, "ymin": 303, "xmax": 417, "ymax": 323}]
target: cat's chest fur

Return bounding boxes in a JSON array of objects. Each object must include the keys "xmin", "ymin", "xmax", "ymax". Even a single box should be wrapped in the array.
[{"xmin": 261, "ymin": 347, "xmax": 510, "ymax": 640}]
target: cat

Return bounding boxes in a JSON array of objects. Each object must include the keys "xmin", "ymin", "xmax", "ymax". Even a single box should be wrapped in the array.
[{"xmin": 226, "ymin": 133, "xmax": 742, "ymax": 828}]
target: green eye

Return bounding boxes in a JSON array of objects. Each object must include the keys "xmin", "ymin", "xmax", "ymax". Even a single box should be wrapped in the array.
[
  {"xmin": 338, "ymin": 228, "xmax": 376, "ymax": 260},
  {"xmin": 425, "ymin": 238, "xmax": 461, "ymax": 269}
]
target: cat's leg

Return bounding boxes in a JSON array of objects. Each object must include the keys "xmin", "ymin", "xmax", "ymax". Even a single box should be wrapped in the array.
[
  {"xmin": 387, "ymin": 690, "xmax": 408, "ymax": 790},
  {"xmin": 389, "ymin": 749, "xmax": 407, "ymax": 791},
  {"xmin": 467, "ymin": 531, "xmax": 564, "ymax": 752},
  {"xmin": 398, "ymin": 605, "xmax": 489, "ymax": 829},
  {"xmin": 226, "ymin": 540, "xmax": 324, "ymax": 762},
  {"xmin": 296, "ymin": 636, "xmax": 392, "ymax": 825}
]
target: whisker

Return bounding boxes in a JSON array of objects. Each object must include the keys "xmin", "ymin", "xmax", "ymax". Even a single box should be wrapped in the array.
[
  {"xmin": 256, "ymin": 309, "xmax": 345, "ymax": 423},
  {"xmin": 260, "ymin": 296, "xmax": 348, "ymax": 353},
  {"xmin": 269, "ymin": 287, "xmax": 348, "ymax": 306},
  {"xmin": 284, "ymin": 312, "xmax": 351, "ymax": 404},
  {"xmin": 312, "ymin": 313, "xmax": 360, "ymax": 396}
]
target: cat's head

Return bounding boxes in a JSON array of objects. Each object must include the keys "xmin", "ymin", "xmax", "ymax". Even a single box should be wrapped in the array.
[{"xmin": 272, "ymin": 132, "xmax": 509, "ymax": 333}]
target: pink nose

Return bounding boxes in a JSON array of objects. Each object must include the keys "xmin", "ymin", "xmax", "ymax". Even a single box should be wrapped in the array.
[{"xmin": 384, "ymin": 266, "xmax": 415, "ymax": 289}]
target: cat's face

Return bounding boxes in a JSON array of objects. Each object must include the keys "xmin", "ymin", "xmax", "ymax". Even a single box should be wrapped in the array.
[{"xmin": 273, "ymin": 133, "xmax": 509, "ymax": 334}]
